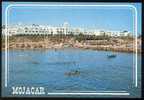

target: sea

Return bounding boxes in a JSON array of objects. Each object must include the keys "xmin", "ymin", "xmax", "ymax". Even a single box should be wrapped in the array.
[{"xmin": 2, "ymin": 48, "xmax": 141, "ymax": 98}]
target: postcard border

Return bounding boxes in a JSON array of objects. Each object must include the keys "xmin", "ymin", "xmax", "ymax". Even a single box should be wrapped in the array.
[{"xmin": 4, "ymin": 3, "xmax": 138, "ymax": 96}]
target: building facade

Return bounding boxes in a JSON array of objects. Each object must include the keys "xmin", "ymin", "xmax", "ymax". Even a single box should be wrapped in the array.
[{"xmin": 2, "ymin": 22, "xmax": 132, "ymax": 37}]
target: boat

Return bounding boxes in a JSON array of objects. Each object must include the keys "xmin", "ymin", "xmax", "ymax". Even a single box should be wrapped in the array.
[
  {"xmin": 107, "ymin": 54, "xmax": 117, "ymax": 58},
  {"xmin": 64, "ymin": 70, "xmax": 80, "ymax": 76}
]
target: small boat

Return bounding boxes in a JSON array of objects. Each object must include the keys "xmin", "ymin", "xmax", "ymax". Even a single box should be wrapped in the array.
[
  {"xmin": 107, "ymin": 54, "xmax": 117, "ymax": 58},
  {"xmin": 65, "ymin": 70, "xmax": 80, "ymax": 76}
]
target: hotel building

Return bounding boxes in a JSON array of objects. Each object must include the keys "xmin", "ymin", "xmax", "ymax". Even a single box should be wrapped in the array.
[{"xmin": 2, "ymin": 22, "xmax": 132, "ymax": 37}]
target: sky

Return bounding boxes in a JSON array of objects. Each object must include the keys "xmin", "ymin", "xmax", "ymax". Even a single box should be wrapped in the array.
[{"xmin": 2, "ymin": 2, "xmax": 142, "ymax": 35}]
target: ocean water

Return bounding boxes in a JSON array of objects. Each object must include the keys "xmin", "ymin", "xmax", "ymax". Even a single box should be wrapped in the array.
[{"xmin": 2, "ymin": 48, "xmax": 141, "ymax": 97}]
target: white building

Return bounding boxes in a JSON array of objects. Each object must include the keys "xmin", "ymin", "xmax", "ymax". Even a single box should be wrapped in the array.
[
  {"xmin": 2, "ymin": 22, "xmax": 132, "ymax": 37},
  {"xmin": 93, "ymin": 30, "xmax": 101, "ymax": 36}
]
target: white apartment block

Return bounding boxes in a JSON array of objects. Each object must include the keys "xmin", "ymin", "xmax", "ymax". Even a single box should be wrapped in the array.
[{"xmin": 2, "ymin": 22, "xmax": 132, "ymax": 37}]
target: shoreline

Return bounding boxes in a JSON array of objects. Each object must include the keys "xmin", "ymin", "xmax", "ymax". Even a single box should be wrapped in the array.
[
  {"xmin": 2, "ymin": 45, "xmax": 141, "ymax": 54},
  {"xmin": 2, "ymin": 35, "xmax": 141, "ymax": 53},
  {"xmin": 75, "ymin": 45, "xmax": 141, "ymax": 53}
]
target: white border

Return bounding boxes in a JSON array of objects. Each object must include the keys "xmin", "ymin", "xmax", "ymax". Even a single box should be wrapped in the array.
[
  {"xmin": 47, "ymin": 92, "xmax": 130, "ymax": 95},
  {"xmin": 4, "ymin": 4, "xmax": 138, "ymax": 96}
]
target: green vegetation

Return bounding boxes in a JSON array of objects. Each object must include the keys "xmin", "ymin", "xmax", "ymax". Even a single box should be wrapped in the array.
[
  {"xmin": 1, "ymin": 33, "xmax": 140, "ymax": 53},
  {"xmin": 3, "ymin": 33, "xmax": 134, "ymax": 43}
]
